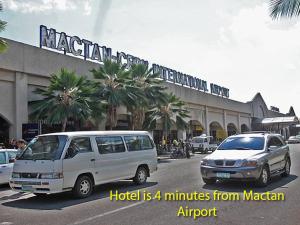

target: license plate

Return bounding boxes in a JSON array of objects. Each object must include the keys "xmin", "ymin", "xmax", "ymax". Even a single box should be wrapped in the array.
[
  {"xmin": 22, "ymin": 185, "xmax": 33, "ymax": 192},
  {"xmin": 216, "ymin": 172, "xmax": 230, "ymax": 178}
]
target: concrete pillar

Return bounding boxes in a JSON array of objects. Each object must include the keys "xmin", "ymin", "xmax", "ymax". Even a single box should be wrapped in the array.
[
  {"xmin": 205, "ymin": 106, "xmax": 209, "ymax": 135},
  {"xmin": 237, "ymin": 113, "xmax": 241, "ymax": 133},
  {"xmin": 177, "ymin": 129, "xmax": 186, "ymax": 141},
  {"xmin": 223, "ymin": 110, "xmax": 227, "ymax": 134},
  {"xmin": 15, "ymin": 72, "xmax": 28, "ymax": 139}
]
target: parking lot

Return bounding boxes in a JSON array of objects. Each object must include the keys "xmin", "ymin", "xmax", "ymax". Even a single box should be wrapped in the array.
[{"xmin": 0, "ymin": 144, "xmax": 299, "ymax": 225}]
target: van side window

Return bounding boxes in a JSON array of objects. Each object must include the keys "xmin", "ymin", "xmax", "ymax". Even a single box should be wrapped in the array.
[
  {"xmin": 70, "ymin": 137, "xmax": 92, "ymax": 153},
  {"xmin": 96, "ymin": 136, "xmax": 126, "ymax": 154},
  {"xmin": 124, "ymin": 135, "xmax": 153, "ymax": 151}
]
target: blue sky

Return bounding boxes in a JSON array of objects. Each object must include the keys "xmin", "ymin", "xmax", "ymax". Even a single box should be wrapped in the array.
[{"xmin": 1, "ymin": 0, "xmax": 300, "ymax": 115}]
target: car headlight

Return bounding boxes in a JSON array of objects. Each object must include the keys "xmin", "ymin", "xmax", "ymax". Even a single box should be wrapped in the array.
[
  {"xmin": 201, "ymin": 159, "xmax": 212, "ymax": 166},
  {"xmin": 12, "ymin": 172, "xmax": 20, "ymax": 178},
  {"xmin": 40, "ymin": 172, "xmax": 63, "ymax": 179},
  {"xmin": 241, "ymin": 160, "xmax": 258, "ymax": 167}
]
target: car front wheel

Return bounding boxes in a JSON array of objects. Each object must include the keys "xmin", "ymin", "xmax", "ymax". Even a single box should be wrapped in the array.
[{"xmin": 256, "ymin": 165, "xmax": 269, "ymax": 187}]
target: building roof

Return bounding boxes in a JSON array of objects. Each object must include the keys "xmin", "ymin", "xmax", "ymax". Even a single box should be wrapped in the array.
[{"xmin": 261, "ymin": 116, "xmax": 298, "ymax": 124}]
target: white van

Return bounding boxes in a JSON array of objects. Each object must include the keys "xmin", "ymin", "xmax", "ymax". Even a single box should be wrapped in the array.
[
  {"xmin": 190, "ymin": 135, "xmax": 217, "ymax": 154},
  {"xmin": 10, "ymin": 131, "xmax": 157, "ymax": 198}
]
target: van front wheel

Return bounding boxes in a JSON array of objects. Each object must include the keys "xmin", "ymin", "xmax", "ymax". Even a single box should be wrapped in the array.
[
  {"xmin": 133, "ymin": 167, "xmax": 148, "ymax": 185},
  {"xmin": 73, "ymin": 175, "xmax": 93, "ymax": 198}
]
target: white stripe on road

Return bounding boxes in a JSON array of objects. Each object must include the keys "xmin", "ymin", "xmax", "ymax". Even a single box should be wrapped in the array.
[{"xmin": 72, "ymin": 201, "xmax": 145, "ymax": 225}]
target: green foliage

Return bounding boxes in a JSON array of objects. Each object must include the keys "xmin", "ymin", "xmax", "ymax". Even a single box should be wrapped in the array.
[
  {"xmin": 144, "ymin": 92, "xmax": 190, "ymax": 139},
  {"xmin": 0, "ymin": 2, "xmax": 8, "ymax": 53},
  {"xmin": 30, "ymin": 68, "xmax": 102, "ymax": 131},
  {"xmin": 91, "ymin": 60, "xmax": 137, "ymax": 130},
  {"xmin": 270, "ymin": 0, "xmax": 300, "ymax": 19},
  {"xmin": 127, "ymin": 63, "xmax": 167, "ymax": 130}
]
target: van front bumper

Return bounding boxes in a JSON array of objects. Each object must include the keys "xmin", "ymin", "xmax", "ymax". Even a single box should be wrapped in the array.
[
  {"xmin": 201, "ymin": 165, "xmax": 262, "ymax": 180},
  {"xmin": 9, "ymin": 178, "xmax": 64, "ymax": 194}
]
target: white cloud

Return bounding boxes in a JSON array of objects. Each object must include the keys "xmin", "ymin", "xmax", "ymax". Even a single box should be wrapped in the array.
[{"xmin": 4, "ymin": 0, "xmax": 92, "ymax": 15}]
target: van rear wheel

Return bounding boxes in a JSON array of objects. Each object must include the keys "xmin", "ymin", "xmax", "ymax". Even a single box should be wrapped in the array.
[
  {"xmin": 73, "ymin": 175, "xmax": 93, "ymax": 199},
  {"xmin": 133, "ymin": 166, "xmax": 148, "ymax": 185}
]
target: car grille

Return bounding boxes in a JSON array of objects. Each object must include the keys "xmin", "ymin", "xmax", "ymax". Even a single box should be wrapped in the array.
[
  {"xmin": 214, "ymin": 160, "xmax": 236, "ymax": 167},
  {"xmin": 20, "ymin": 173, "xmax": 39, "ymax": 179}
]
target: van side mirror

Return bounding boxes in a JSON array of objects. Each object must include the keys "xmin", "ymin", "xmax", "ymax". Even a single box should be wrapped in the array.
[{"xmin": 65, "ymin": 147, "xmax": 77, "ymax": 159}]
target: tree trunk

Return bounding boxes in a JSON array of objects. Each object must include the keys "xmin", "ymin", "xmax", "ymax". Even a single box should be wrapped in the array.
[
  {"xmin": 107, "ymin": 106, "xmax": 113, "ymax": 130},
  {"xmin": 62, "ymin": 117, "xmax": 68, "ymax": 132}
]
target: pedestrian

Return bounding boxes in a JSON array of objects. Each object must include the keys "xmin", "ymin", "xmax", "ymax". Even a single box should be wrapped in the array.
[
  {"xmin": 16, "ymin": 139, "xmax": 27, "ymax": 157},
  {"xmin": 9, "ymin": 138, "xmax": 18, "ymax": 149}
]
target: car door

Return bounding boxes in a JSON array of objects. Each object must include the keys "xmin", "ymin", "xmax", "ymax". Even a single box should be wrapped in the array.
[
  {"xmin": 266, "ymin": 137, "xmax": 283, "ymax": 172},
  {"xmin": 0, "ymin": 152, "xmax": 9, "ymax": 184},
  {"xmin": 63, "ymin": 137, "xmax": 96, "ymax": 189},
  {"xmin": 93, "ymin": 135, "xmax": 130, "ymax": 184}
]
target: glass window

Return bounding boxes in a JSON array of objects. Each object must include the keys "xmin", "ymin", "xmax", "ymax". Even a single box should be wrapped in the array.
[
  {"xmin": 124, "ymin": 136, "xmax": 141, "ymax": 151},
  {"xmin": 19, "ymin": 135, "xmax": 68, "ymax": 160},
  {"xmin": 140, "ymin": 136, "xmax": 153, "ymax": 150},
  {"xmin": 218, "ymin": 137, "xmax": 265, "ymax": 150},
  {"xmin": 8, "ymin": 152, "xmax": 17, "ymax": 160},
  {"xmin": 124, "ymin": 135, "xmax": 153, "ymax": 151},
  {"xmin": 70, "ymin": 137, "xmax": 92, "ymax": 153},
  {"xmin": 0, "ymin": 152, "xmax": 6, "ymax": 164},
  {"xmin": 268, "ymin": 137, "xmax": 283, "ymax": 147},
  {"xmin": 96, "ymin": 136, "xmax": 125, "ymax": 154}
]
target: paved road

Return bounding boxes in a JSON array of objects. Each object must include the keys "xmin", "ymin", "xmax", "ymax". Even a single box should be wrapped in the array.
[{"xmin": 0, "ymin": 145, "xmax": 299, "ymax": 225}]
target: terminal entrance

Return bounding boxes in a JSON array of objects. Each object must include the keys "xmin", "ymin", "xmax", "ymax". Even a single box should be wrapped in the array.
[
  {"xmin": 0, "ymin": 116, "xmax": 10, "ymax": 146},
  {"xmin": 209, "ymin": 121, "xmax": 226, "ymax": 143},
  {"xmin": 187, "ymin": 120, "xmax": 204, "ymax": 138},
  {"xmin": 227, "ymin": 123, "xmax": 238, "ymax": 136}
]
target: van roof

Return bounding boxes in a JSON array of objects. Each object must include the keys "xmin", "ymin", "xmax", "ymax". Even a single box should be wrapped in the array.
[
  {"xmin": 0, "ymin": 149, "xmax": 18, "ymax": 152},
  {"xmin": 39, "ymin": 130, "xmax": 151, "ymax": 137}
]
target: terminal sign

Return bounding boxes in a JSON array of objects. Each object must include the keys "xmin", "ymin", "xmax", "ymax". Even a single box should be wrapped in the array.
[{"xmin": 39, "ymin": 25, "xmax": 230, "ymax": 98}]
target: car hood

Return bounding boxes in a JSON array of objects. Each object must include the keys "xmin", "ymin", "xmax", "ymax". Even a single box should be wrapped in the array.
[{"xmin": 204, "ymin": 150, "xmax": 266, "ymax": 160}]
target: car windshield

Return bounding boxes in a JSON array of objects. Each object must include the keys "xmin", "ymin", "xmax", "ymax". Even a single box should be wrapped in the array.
[
  {"xmin": 218, "ymin": 137, "xmax": 265, "ymax": 150},
  {"xmin": 19, "ymin": 135, "xmax": 68, "ymax": 160},
  {"xmin": 0, "ymin": 152, "xmax": 6, "ymax": 164}
]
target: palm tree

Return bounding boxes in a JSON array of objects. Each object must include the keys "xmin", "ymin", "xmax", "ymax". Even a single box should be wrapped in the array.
[
  {"xmin": 0, "ymin": 1, "xmax": 8, "ymax": 53},
  {"xmin": 144, "ymin": 93, "xmax": 190, "ymax": 142},
  {"xmin": 127, "ymin": 63, "xmax": 167, "ymax": 130},
  {"xmin": 270, "ymin": 0, "xmax": 300, "ymax": 19},
  {"xmin": 91, "ymin": 60, "xmax": 136, "ymax": 130},
  {"xmin": 30, "ymin": 68, "xmax": 100, "ymax": 132}
]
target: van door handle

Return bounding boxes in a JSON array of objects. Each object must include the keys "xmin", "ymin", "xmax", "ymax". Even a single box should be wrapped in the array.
[{"xmin": 90, "ymin": 159, "xmax": 95, "ymax": 162}]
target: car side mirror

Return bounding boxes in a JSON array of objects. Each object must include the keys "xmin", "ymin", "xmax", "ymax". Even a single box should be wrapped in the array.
[
  {"xmin": 268, "ymin": 146, "xmax": 277, "ymax": 152},
  {"xmin": 9, "ymin": 158, "xmax": 16, "ymax": 163}
]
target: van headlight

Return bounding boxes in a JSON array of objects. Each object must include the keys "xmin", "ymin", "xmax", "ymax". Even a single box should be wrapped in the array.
[
  {"xmin": 12, "ymin": 172, "xmax": 20, "ymax": 178},
  {"xmin": 241, "ymin": 160, "xmax": 258, "ymax": 167},
  {"xmin": 40, "ymin": 172, "xmax": 63, "ymax": 179}
]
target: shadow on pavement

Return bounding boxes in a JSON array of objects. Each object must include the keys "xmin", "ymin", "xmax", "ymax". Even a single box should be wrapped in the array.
[
  {"xmin": 2, "ymin": 180, "xmax": 157, "ymax": 210},
  {"xmin": 202, "ymin": 174, "xmax": 297, "ymax": 192}
]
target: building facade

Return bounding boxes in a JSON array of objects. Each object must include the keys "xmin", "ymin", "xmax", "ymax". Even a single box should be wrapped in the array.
[{"xmin": 0, "ymin": 39, "xmax": 297, "ymax": 144}]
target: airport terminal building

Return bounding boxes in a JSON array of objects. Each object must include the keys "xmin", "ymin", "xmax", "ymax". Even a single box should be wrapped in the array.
[{"xmin": 0, "ymin": 27, "xmax": 298, "ymax": 144}]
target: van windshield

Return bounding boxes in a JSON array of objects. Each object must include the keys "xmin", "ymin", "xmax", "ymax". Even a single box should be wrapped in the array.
[{"xmin": 18, "ymin": 135, "xmax": 68, "ymax": 160}]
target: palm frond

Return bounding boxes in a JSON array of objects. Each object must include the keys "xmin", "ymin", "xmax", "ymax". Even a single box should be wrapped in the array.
[{"xmin": 270, "ymin": 0, "xmax": 300, "ymax": 19}]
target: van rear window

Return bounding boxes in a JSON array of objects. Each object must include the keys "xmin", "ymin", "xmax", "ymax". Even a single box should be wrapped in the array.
[
  {"xmin": 96, "ymin": 136, "xmax": 126, "ymax": 154},
  {"xmin": 124, "ymin": 135, "xmax": 153, "ymax": 151}
]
